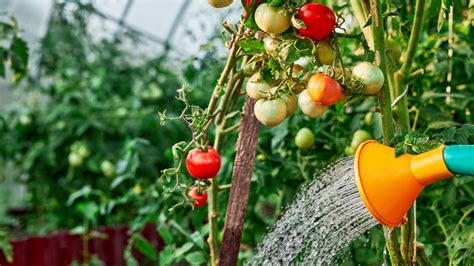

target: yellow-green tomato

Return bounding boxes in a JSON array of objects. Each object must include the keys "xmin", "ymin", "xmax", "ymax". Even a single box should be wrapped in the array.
[
  {"xmin": 334, "ymin": 67, "xmax": 351, "ymax": 81},
  {"xmin": 68, "ymin": 152, "xmax": 83, "ymax": 167},
  {"xmin": 263, "ymin": 37, "xmax": 279, "ymax": 56},
  {"xmin": 254, "ymin": 98, "xmax": 287, "ymax": 127},
  {"xmin": 246, "ymin": 73, "xmax": 272, "ymax": 100},
  {"xmin": 19, "ymin": 115, "xmax": 32, "ymax": 125},
  {"xmin": 351, "ymin": 62, "xmax": 384, "ymax": 95},
  {"xmin": 298, "ymin": 89, "xmax": 327, "ymax": 118},
  {"xmin": 77, "ymin": 145, "xmax": 90, "ymax": 158},
  {"xmin": 255, "ymin": 4, "xmax": 291, "ymax": 35},
  {"xmin": 386, "ymin": 39, "xmax": 402, "ymax": 63},
  {"xmin": 101, "ymin": 160, "xmax": 115, "ymax": 178},
  {"xmin": 207, "ymin": 0, "xmax": 233, "ymax": 8},
  {"xmin": 295, "ymin": 128, "xmax": 315, "ymax": 149},
  {"xmin": 316, "ymin": 40, "xmax": 335, "ymax": 65},
  {"xmin": 344, "ymin": 146, "xmax": 356, "ymax": 156},
  {"xmin": 350, "ymin": 129, "xmax": 373, "ymax": 149},
  {"xmin": 364, "ymin": 112, "xmax": 373, "ymax": 126}
]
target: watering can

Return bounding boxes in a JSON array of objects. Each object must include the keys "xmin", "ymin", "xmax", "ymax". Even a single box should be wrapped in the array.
[{"xmin": 354, "ymin": 140, "xmax": 474, "ymax": 227}]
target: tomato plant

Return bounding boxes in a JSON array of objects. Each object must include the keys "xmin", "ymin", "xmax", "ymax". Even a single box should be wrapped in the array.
[{"xmin": 1, "ymin": 1, "xmax": 472, "ymax": 265}]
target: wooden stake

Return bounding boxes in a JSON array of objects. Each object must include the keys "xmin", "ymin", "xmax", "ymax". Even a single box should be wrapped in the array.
[{"xmin": 218, "ymin": 96, "xmax": 260, "ymax": 266}]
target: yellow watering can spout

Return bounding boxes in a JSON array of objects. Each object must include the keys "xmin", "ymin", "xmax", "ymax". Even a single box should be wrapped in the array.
[{"xmin": 354, "ymin": 141, "xmax": 456, "ymax": 227}]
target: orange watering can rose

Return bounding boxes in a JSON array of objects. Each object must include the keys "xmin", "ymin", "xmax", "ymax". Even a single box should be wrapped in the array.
[{"xmin": 354, "ymin": 140, "xmax": 474, "ymax": 227}]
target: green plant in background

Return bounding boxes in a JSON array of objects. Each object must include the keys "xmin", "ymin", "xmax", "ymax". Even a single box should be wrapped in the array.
[
  {"xmin": 0, "ymin": 1, "xmax": 472, "ymax": 265},
  {"xmin": 0, "ymin": 14, "xmax": 29, "ymax": 263}
]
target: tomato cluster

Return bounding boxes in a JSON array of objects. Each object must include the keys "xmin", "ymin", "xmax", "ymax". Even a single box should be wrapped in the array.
[{"xmin": 185, "ymin": 146, "xmax": 222, "ymax": 207}]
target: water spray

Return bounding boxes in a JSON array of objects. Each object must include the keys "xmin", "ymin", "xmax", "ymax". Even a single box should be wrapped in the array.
[{"xmin": 354, "ymin": 140, "xmax": 474, "ymax": 227}]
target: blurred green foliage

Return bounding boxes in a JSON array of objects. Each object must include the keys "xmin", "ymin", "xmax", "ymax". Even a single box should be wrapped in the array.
[{"xmin": 0, "ymin": 0, "xmax": 472, "ymax": 265}]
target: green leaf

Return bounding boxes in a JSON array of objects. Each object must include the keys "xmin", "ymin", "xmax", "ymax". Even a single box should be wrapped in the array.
[
  {"xmin": 67, "ymin": 185, "xmax": 92, "ymax": 205},
  {"xmin": 159, "ymin": 246, "xmax": 174, "ymax": 265},
  {"xmin": 190, "ymin": 231, "xmax": 206, "ymax": 249},
  {"xmin": 134, "ymin": 235, "xmax": 158, "ymax": 260},
  {"xmin": 428, "ymin": 121, "xmax": 460, "ymax": 129},
  {"xmin": 175, "ymin": 242, "xmax": 194, "ymax": 258},
  {"xmin": 158, "ymin": 226, "xmax": 173, "ymax": 245},
  {"xmin": 363, "ymin": 15, "xmax": 372, "ymax": 28},
  {"xmin": 237, "ymin": 39, "xmax": 264, "ymax": 53},
  {"xmin": 0, "ymin": 47, "xmax": 4, "ymax": 78},
  {"xmin": 0, "ymin": 237, "xmax": 13, "ymax": 263},
  {"xmin": 437, "ymin": 2, "xmax": 447, "ymax": 32},
  {"xmin": 184, "ymin": 251, "xmax": 207, "ymax": 265},
  {"xmin": 9, "ymin": 36, "xmax": 29, "ymax": 82}
]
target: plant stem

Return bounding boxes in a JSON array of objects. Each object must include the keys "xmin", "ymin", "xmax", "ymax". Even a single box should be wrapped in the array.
[
  {"xmin": 395, "ymin": 0, "xmax": 426, "ymax": 264},
  {"xmin": 369, "ymin": 1, "xmax": 403, "ymax": 265},
  {"xmin": 206, "ymin": 14, "xmax": 249, "ymax": 265},
  {"xmin": 350, "ymin": 0, "xmax": 374, "ymax": 49}
]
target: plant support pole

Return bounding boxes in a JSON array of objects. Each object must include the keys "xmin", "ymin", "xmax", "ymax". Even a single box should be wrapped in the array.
[{"xmin": 219, "ymin": 97, "xmax": 260, "ymax": 265}]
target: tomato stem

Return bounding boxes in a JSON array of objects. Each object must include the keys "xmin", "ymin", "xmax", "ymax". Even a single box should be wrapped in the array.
[
  {"xmin": 205, "ymin": 9, "xmax": 252, "ymax": 266},
  {"xmin": 369, "ymin": 0, "xmax": 404, "ymax": 265}
]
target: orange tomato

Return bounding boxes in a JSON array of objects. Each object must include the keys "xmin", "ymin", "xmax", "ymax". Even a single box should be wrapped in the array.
[{"xmin": 307, "ymin": 73, "xmax": 342, "ymax": 106}]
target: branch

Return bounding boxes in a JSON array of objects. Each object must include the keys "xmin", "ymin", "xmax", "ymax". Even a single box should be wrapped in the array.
[{"xmin": 369, "ymin": 0, "xmax": 403, "ymax": 265}]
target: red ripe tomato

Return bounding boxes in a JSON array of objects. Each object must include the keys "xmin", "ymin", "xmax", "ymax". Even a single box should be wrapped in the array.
[
  {"xmin": 296, "ymin": 3, "xmax": 336, "ymax": 41},
  {"xmin": 188, "ymin": 187, "xmax": 208, "ymax": 207},
  {"xmin": 307, "ymin": 74, "xmax": 342, "ymax": 106},
  {"xmin": 186, "ymin": 146, "xmax": 221, "ymax": 179}
]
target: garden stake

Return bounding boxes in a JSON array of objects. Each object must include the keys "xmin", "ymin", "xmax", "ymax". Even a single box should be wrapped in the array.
[{"xmin": 219, "ymin": 96, "xmax": 260, "ymax": 266}]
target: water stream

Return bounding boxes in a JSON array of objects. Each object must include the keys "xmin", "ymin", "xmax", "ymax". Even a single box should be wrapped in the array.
[{"xmin": 250, "ymin": 157, "xmax": 379, "ymax": 265}]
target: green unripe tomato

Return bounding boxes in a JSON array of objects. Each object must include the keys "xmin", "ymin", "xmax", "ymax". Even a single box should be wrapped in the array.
[
  {"xmin": 246, "ymin": 73, "xmax": 272, "ymax": 100},
  {"xmin": 19, "ymin": 115, "xmax": 32, "ymax": 126},
  {"xmin": 101, "ymin": 160, "xmax": 115, "ymax": 178},
  {"xmin": 254, "ymin": 98, "xmax": 287, "ymax": 127},
  {"xmin": 364, "ymin": 112, "xmax": 373, "ymax": 126},
  {"xmin": 351, "ymin": 62, "xmax": 384, "ymax": 95},
  {"xmin": 263, "ymin": 37, "xmax": 279, "ymax": 57},
  {"xmin": 386, "ymin": 39, "xmax": 402, "ymax": 63},
  {"xmin": 295, "ymin": 128, "xmax": 315, "ymax": 149},
  {"xmin": 77, "ymin": 145, "xmax": 90, "ymax": 158},
  {"xmin": 344, "ymin": 146, "xmax": 356, "ymax": 156},
  {"xmin": 68, "ymin": 152, "xmax": 83, "ymax": 167},
  {"xmin": 350, "ymin": 129, "xmax": 373, "ymax": 149},
  {"xmin": 255, "ymin": 4, "xmax": 291, "ymax": 35},
  {"xmin": 316, "ymin": 40, "xmax": 335, "ymax": 65}
]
